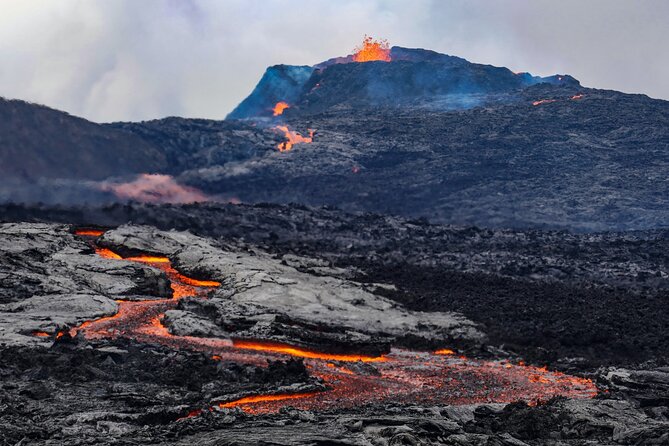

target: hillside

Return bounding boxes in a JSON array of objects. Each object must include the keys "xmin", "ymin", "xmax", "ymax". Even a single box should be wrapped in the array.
[{"xmin": 0, "ymin": 97, "xmax": 167, "ymax": 180}]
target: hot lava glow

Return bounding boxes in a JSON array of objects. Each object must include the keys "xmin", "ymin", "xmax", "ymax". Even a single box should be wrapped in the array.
[
  {"xmin": 352, "ymin": 35, "xmax": 391, "ymax": 63},
  {"xmin": 96, "ymin": 247, "xmax": 122, "ymax": 260},
  {"xmin": 275, "ymin": 125, "xmax": 314, "ymax": 152},
  {"xmin": 434, "ymin": 348, "xmax": 455, "ymax": 355},
  {"xmin": 75, "ymin": 229, "xmax": 104, "ymax": 237},
  {"xmin": 219, "ymin": 392, "xmax": 321, "ymax": 413},
  {"xmin": 233, "ymin": 340, "xmax": 386, "ymax": 363},
  {"xmin": 273, "ymin": 101, "xmax": 290, "ymax": 116},
  {"xmin": 533, "ymin": 99, "xmax": 557, "ymax": 106},
  {"xmin": 65, "ymin": 230, "xmax": 598, "ymax": 417}
]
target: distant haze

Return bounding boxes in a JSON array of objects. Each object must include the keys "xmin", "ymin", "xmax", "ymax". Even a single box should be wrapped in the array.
[{"xmin": 1, "ymin": 0, "xmax": 667, "ymax": 122}]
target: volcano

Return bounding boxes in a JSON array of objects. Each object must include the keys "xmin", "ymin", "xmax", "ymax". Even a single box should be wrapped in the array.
[
  {"xmin": 1, "ymin": 33, "xmax": 669, "ymax": 445},
  {"xmin": 227, "ymin": 44, "xmax": 577, "ymax": 119},
  {"xmin": 1, "ymin": 39, "xmax": 668, "ymax": 232}
]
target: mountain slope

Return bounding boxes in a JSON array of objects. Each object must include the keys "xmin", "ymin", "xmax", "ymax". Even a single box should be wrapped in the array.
[
  {"xmin": 0, "ymin": 97, "xmax": 168, "ymax": 180},
  {"xmin": 181, "ymin": 84, "xmax": 669, "ymax": 231}
]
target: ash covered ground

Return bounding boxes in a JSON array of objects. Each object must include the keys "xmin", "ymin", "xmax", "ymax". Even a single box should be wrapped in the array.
[{"xmin": 1, "ymin": 203, "xmax": 668, "ymax": 445}]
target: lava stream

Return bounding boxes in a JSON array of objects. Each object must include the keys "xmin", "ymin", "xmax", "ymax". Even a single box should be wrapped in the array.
[
  {"xmin": 232, "ymin": 339, "xmax": 386, "ymax": 363},
  {"xmin": 66, "ymin": 229, "xmax": 598, "ymax": 416}
]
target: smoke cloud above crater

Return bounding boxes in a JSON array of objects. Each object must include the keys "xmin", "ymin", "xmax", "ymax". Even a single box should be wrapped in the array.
[{"xmin": 0, "ymin": 0, "xmax": 667, "ymax": 122}]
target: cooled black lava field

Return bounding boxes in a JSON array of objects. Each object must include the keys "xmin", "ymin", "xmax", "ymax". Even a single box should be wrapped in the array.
[{"xmin": 1, "ymin": 203, "xmax": 668, "ymax": 445}]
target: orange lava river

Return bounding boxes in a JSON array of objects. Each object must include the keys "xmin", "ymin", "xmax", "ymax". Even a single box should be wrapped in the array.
[{"xmin": 65, "ymin": 229, "xmax": 598, "ymax": 416}]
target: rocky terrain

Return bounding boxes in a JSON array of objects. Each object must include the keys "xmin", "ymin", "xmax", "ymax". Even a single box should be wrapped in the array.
[
  {"xmin": 0, "ymin": 206, "xmax": 668, "ymax": 444},
  {"xmin": 0, "ymin": 97, "xmax": 167, "ymax": 181}
]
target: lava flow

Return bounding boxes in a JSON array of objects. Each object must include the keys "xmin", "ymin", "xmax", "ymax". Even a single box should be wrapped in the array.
[
  {"xmin": 232, "ymin": 340, "xmax": 386, "ymax": 363},
  {"xmin": 63, "ymin": 229, "xmax": 598, "ymax": 417},
  {"xmin": 352, "ymin": 35, "xmax": 391, "ymax": 62},
  {"xmin": 275, "ymin": 125, "xmax": 314, "ymax": 152},
  {"xmin": 273, "ymin": 101, "xmax": 290, "ymax": 116},
  {"xmin": 533, "ymin": 99, "xmax": 557, "ymax": 106}
]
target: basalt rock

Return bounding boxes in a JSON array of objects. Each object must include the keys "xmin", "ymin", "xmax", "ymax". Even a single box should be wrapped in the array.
[
  {"xmin": 0, "ymin": 221, "xmax": 667, "ymax": 444},
  {"xmin": 3, "ymin": 203, "xmax": 669, "ymax": 367},
  {"xmin": 99, "ymin": 224, "xmax": 485, "ymax": 351},
  {"xmin": 0, "ymin": 223, "xmax": 172, "ymax": 346}
]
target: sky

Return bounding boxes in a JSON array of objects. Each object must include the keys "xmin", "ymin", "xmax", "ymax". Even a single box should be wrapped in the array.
[{"xmin": 0, "ymin": 0, "xmax": 667, "ymax": 123}]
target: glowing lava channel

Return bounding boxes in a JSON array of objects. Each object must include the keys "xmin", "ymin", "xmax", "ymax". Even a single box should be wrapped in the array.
[
  {"xmin": 233, "ymin": 340, "xmax": 386, "ymax": 363},
  {"xmin": 62, "ymin": 229, "xmax": 598, "ymax": 418}
]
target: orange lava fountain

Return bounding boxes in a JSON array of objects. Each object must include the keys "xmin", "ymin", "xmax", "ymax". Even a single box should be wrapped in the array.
[
  {"xmin": 273, "ymin": 101, "xmax": 290, "ymax": 116},
  {"xmin": 59, "ymin": 229, "xmax": 598, "ymax": 418},
  {"xmin": 352, "ymin": 36, "xmax": 391, "ymax": 62},
  {"xmin": 275, "ymin": 125, "xmax": 314, "ymax": 152}
]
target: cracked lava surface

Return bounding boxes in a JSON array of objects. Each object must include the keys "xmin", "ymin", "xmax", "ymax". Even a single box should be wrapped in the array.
[{"xmin": 65, "ymin": 229, "xmax": 598, "ymax": 416}]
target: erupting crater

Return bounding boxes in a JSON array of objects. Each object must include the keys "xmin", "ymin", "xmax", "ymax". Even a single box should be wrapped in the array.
[
  {"xmin": 66, "ymin": 228, "xmax": 598, "ymax": 417},
  {"xmin": 352, "ymin": 35, "xmax": 391, "ymax": 63}
]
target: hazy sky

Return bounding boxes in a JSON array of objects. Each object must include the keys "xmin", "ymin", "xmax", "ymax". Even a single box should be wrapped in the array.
[{"xmin": 1, "ymin": 0, "xmax": 667, "ymax": 122}]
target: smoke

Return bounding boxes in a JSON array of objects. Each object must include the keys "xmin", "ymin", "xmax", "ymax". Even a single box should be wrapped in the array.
[
  {"xmin": 99, "ymin": 174, "xmax": 211, "ymax": 204},
  {"xmin": 0, "ymin": 174, "xmax": 221, "ymax": 205},
  {"xmin": 0, "ymin": 0, "xmax": 667, "ymax": 122}
]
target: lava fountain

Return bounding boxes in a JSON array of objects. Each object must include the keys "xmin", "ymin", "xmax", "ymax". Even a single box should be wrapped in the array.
[
  {"xmin": 352, "ymin": 35, "xmax": 391, "ymax": 62},
  {"xmin": 64, "ymin": 229, "xmax": 598, "ymax": 417}
]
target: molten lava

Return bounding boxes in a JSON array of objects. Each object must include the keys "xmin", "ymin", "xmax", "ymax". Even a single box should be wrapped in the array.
[
  {"xmin": 96, "ymin": 248, "xmax": 122, "ymax": 260},
  {"xmin": 533, "ymin": 99, "xmax": 557, "ymax": 106},
  {"xmin": 352, "ymin": 35, "xmax": 391, "ymax": 62},
  {"xmin": 125, "ymin": 255, "xmax": 170, "ymax": 264},
  {"xmin": 233, "ymin": 340, "xmax": 386, "ymax": 363},
  {"xmin": 275, "ymin": 125, "xmax": 314, "ymax": 152},
  {"xmin": 273, "ymin": 101, "xmax": 290, "ymax": 116},
  {"xmin": 75, "ymin": 229, "xmax": 104, "ymax": 237},
  {"xmin": 434, "ymin": 348, "xmax": 455, "ymax": 355},
  {"xmin": 67, "ymin": 230, "xmax": 598, "ymax": 418},
  {"xmin": 219, "ymin": 392, "xmax": 321, "ymax": 413}
]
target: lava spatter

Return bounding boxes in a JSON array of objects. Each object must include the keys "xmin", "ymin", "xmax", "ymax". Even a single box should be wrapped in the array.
[
  {"xmin": 69, "ymin": 230, "xmax": 598, "ymax": 417},
  {"xmin": 352, "ymin": 36, "xmax": 391, "ymax": 63}
]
